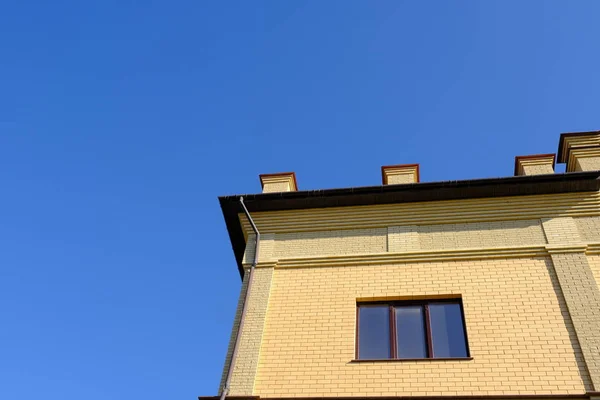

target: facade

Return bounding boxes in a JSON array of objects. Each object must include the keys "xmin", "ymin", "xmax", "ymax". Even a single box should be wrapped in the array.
[{"xmin": 204, "ymin": 131, "xmax": 600, "ymax": 400}]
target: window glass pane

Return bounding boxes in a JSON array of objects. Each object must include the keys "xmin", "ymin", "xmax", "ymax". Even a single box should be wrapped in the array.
[
  {"xmin": 429, "ymin": 303, "xmax": 468, "ymax": 358},
  {"xmin": 395, "ymin": 306, "xmax": 427, "ymax": 358},
  {"xmin": 358, "ymin": 306, "xmax": 390, "ymax": 359}
]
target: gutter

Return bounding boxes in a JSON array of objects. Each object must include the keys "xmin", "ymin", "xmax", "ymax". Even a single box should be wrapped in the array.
[{"xmin": 219, "ymin": 197, "xmax": 260, "ymax": 400}]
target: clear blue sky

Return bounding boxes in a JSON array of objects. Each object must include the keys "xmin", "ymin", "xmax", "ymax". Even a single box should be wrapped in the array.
[{"xmin": 1, "ymin": 1, "xmax": 599, "ymax": 399}]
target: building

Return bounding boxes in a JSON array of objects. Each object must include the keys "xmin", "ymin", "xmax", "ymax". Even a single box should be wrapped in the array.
[{"xmin": 203, "ymin": 130, "xmax": 600, "ymax": 400}]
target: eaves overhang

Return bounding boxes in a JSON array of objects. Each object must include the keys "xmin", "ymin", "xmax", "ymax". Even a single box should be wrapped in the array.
[{"xmin": 219, "ymin": 171, "xmax": 600, "ymax": 279}]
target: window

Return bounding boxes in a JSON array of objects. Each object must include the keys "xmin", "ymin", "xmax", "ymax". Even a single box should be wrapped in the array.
[{"xmin": 356, "ymin": 300, "xmax": 469, "ymax": 360}]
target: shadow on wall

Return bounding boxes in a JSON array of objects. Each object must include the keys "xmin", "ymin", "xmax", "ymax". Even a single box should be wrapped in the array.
[
  {"xmin": 274, "ymin": 228, "xmax": 388, "ymax": 258},
  {"xmin": 271, "ymin": 220, "xmax": 550, "ymax": 258},
  {"xmin": 545, "ymin": 258, "xmax": 594, "ymax": 392}
]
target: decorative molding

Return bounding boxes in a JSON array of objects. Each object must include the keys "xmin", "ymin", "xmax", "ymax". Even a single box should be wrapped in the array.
[
  {"xmin": 557, "ymin": 131, "xmax": 600, "ymax": 172},
  {"xmin": 586, "ymin": 243, "xmax": 600, "ymax": 255},
  {"xmin": 254, "ymin": 261, "xmax": 277, "ymax": 269},
  {"xmin": 568, "ymin": 147, "xmax": 600, "ymax": 172},
  {"xmin": 242, "ymin": 245, "xmax": 549, "ymax": 269},
  {"xmin": 558, "ymin": 131, "xmax": 600, "ymax": 163},
  {"xmin": 241, "ymin": 243, "xmax": 600, "ymax": 269},
  {"xmin": 546, "ymin": 245, "xmax": 588, "ymax": 254},
  {"xmin": 238, "ymin": 192, "xmax": 600, "ymax": 235}
]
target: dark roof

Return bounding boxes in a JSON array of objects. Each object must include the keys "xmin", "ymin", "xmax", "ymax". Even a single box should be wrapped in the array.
[{"xmin": 219, "ymin": 171, "xmax": 600, "ymax": 279}]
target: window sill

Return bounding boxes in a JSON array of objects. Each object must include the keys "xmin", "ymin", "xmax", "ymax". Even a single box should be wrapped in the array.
[{"xmin": 351, "ymin": 357, "xmax": 473, "ymax": 363}]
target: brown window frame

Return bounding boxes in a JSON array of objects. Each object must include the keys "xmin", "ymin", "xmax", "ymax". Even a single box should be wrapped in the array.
[{"xmin": 355, "ymin": 298, "xmax": 470, "ymax": 361}]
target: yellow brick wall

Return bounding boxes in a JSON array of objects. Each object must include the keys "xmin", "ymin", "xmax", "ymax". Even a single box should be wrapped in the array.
[
  {"xmin": 575, "ymin": 217, "xmax": 600, "ymax": 242},
  {"xmin": 549, "ymin": 252, "xmax": 600, "ymax": 389},
  {"xmin": 221, "ymin": 267, "xmax": 274, "ymax": 396},
  {"xmin": 588, "ymin": 255, "xmax": 600, "ymax": 290},
  {"xmin": 388, "ymin": 225, "xmax": 419, "ymax": 252},
  {"xmin": 254, "ymin": 258, "xmax": 591, "ymax": 397},
  {"xmin": 243, "ymin": 234, "xmax": 277, "ymax": 264},
  {"xmin": 255, "ymin": 221, "xmax": 547, "ymax": 262},
  {"xmin": 274, "ymin": 228, "xmax": 387, "ymax": 258},
  {"xmin": 542, "ymin": 217, "xmax": 582, "ymax": 244},
  {"xmin": 226, "ymin": 210, "xmax": 600, "ymax": 396},
  {"xmin": 219, "ymin": 266, "xmax": 250, "ymax": 392},
  {"xmin": 418, "ymin": 220, "xmax": 546, "ymax": 250}
]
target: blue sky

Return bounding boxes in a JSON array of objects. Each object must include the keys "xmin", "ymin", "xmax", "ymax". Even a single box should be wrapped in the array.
[{"xmin": 1, "ymin": 1, "xmax": 599, "ymax": 399}]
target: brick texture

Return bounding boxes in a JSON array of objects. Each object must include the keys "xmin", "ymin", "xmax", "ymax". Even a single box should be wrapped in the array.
[
  {"xmin": 254, "ymin": 258, "xmax": 591, "ymax": 397},
  {"xmin": 418, "ymin": 220, "xmax": 546, "ymax": 250},
  {"xmin": 549, "ymin": 252, "xmax": 600, "ymax": 390},
  {"xmin": 219, "ymin": 268, "xmax": 250, "ymax": 392},
  {"xmin": 387, "ymin": 225, "xmax": 419, "ymax": 252},
  {"xmin": 222, "ymin": 207, "xmax": 600, "ymax": 397},
  {"xmin": 242, "ymin": 234, "xmax": 257, "ymax": 265},
  {"xmin": 220, "ymin": 267, "xmax": 275, "ymax": 395},
  {"xmin": 542, "ymin": 217, "xmax": 582, "ymax": 244},
  {"xmin": 588, "ymin": 255, "xmax": 600, "ymax": 291},
  {"xmin": 541, "ymin": 216, "xmax": 600, "ymax": 389},
  {"xmin": 274, "ymin": 228, "xmax": 387, "ymax": 258},
  {"xmin": 253, "ymin": 221, "xmax": 547, "ymax": 262},
  {"xmin": 575, "ymin": 217, "xmax": 600, "ymax": 242}
]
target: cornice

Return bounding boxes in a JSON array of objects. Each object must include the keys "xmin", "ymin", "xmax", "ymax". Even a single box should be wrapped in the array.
[
  {"xmin": 239, "ymin": 192, "xmax": 600, "ymax": 236},
  {"xmin": 244, "ymin": 245, "xmax": 548, "ymax": 269},
  {"xmin": 243, "ymin": 243, "xmax": 600, "ymax": 269},
  {"xmin": 585, "ymin": 243, "xmax": 600, "ymax": 255},
  {"xmin": 546, "ymin": 244, "xmax": 588, "ymax": 254}
]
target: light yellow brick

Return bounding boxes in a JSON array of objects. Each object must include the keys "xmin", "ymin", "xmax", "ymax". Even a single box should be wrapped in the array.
[
  {"xmin": 222, "ymin": 193, "xmax": 600, "ymax": 397},
  {"xmin": 575, "ymin": 216, "xmax": 600, "ymax": 242},
  {"xmin": 589, "ymin": 255, "xmax": 600, "ymax": 291},
  {"xmin": 418, "ymin": 219, "xmax": 546, "ymax": 250},
  {"xmin": 387, "ymin": 225, "xmax": 419, "ymax": 252},
  {"xmin": 253, "ymin": 257, "xmax": 591, "ymax": 397},
  {"xmin": 550, "ymin": 252, "xmax": 600, "ymax": 389},
  {"xmin": 542, "ymin": 217, "xmax": 582, "ymax": 244},
  {"xmin": 220, "ymin": 267, "xmax": 275, "ymax": 395},
  {"xmin": 274, "ymin": 228, "xmax": 387, "ymax": 258}
]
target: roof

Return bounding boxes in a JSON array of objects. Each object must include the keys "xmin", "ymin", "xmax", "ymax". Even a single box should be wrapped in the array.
[{"xmin": 219, "ymin": 171, "xmax": 600, "ymax": 278}]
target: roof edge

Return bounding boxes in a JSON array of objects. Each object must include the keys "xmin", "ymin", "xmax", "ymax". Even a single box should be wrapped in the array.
[{"xmin": 220, "ymin": 171, "xmax": 600, "ymax": 279}]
